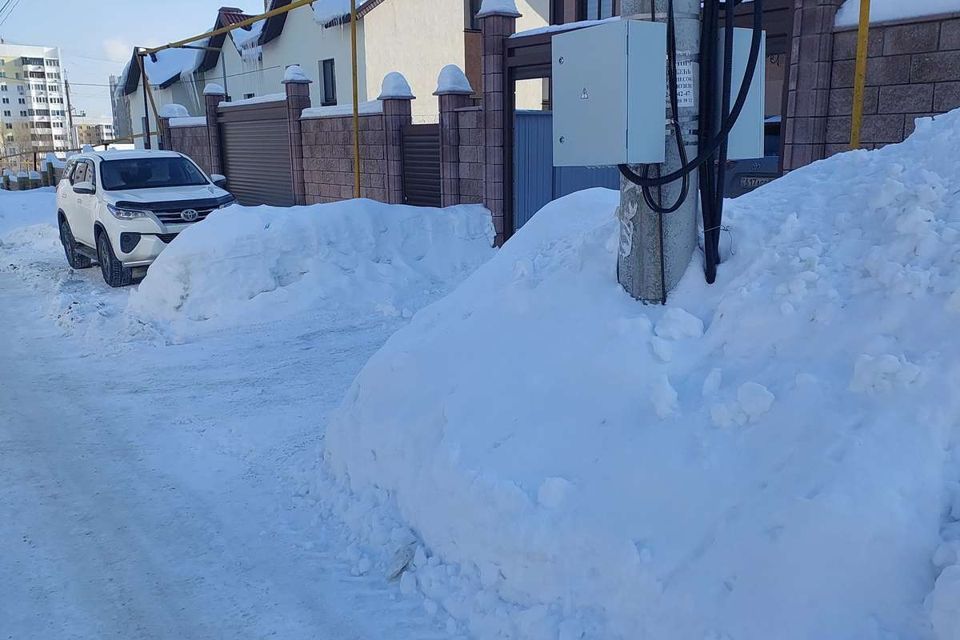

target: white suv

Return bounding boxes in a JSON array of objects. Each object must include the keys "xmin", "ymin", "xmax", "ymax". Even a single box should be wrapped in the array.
[{"xmin": 56, "ymin": 150, "xmax": 234, "ymax": 287}]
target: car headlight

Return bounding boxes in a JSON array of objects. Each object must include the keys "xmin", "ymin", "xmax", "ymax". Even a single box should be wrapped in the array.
[
  {"xmin": 107, "ymin": 204, "xmax": 151, "ymax": 220},
  {"xmin": 218, "ymin": 198, "xmax": 236, "ymax": 209}
]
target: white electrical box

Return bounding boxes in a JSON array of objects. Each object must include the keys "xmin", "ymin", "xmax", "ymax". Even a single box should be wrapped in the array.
[
  {"xmin": 719, "ymin": 28, "xmax": 767, "ymax": 160},
  {"xmin": 552, "ymin": 20, "xmax": 667, "ymax": 167}
]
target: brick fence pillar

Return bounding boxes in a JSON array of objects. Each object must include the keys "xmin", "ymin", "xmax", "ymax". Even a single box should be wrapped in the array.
[
  {"xmin": 379, "ymin": 72, "xmax": 415, "ymax": 205},
  {"xmin": 283, "ymin": 66, "xmax": 312, "ymax": 206},
  {"xmin": 157, "ymin": 116, "xmax": 172, "ymax": 151},
  {"xmin": 435, "ymin": 65, "xmax": 475, "ymax": 208},
  {"xmin": 203, "ymin": 83, "xmax": 226, "ymax": 176},
  {"xmin": 783, "ymin": 0, "xmax": 844, "ymax": 171},
  {"xmin": 479, "ymin": 1, "xmax": 519, "ymax": 244}
]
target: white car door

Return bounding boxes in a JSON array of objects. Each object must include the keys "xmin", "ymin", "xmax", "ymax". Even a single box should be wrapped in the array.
[{"xmin": 69, "ymin": 160, "xmax": 97, "ymax": 247}]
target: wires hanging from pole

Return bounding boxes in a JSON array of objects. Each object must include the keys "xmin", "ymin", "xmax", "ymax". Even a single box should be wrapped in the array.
[{"xmin": 619, "ymin": 0, "xmax": 764, "ymax": 286}]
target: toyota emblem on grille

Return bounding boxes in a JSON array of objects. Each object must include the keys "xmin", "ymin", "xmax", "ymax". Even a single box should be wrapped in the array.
[{"xmin": 180, "ymin": 209, "xmax": 199, "ymax": 222}]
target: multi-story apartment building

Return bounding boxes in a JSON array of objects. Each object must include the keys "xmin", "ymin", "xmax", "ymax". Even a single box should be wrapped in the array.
[
  {"xmin": 74, "ymin": 116, "xmax": 115, "ymax": 147},
  {"xmin": 108, "ymin": 74, "xmax": 133, "ymax": 140},
  {"xmin": 0, "ymin": 43, "xmax": 70, "ymax": 169}
]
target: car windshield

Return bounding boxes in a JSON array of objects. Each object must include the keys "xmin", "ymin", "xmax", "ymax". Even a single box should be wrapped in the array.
[{"xmin": 100, "ymin": 157, "xmax": 209, "ymax": 191}]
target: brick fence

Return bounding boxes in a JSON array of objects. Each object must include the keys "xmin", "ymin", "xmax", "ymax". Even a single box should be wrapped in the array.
[
  {"xmin": 785, "ymin": 3, "xmax": 960, "ymax": 170},
  {"xmin": 158, "ymin": 8, "xmax": 517, "ymax": 244}
]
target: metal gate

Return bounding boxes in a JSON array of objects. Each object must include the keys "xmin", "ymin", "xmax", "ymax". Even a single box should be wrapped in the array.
[
  {"xmin": 218, "ymin": 99, "xmax": 294, "ymax": 207},
  {"xmin": 513, "ymin": 111, "xmax": 620, "ymax": 231},
  {"xmin": 401, "ymin": 124, "xmax": 441, "ymax": 207}
]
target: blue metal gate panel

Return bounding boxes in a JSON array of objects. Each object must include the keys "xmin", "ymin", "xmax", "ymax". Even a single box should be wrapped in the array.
[
  {"xmin": 513, "ymin": 111, "xmax": 620, "ymax": 232},
  {"xmin": 513, "ymin": 111, "xmax": 554, "ymax": 231}
]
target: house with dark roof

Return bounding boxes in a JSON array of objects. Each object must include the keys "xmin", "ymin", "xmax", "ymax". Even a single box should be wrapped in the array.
[{"xmin": 121, "ymin": 1, "xmax": 554, "ymax": 148}]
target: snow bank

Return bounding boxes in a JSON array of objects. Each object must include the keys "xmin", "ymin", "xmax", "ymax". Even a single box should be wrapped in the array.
[
  {"xmin": 323, "ymin": 111, "xmax": 960, "ymax": 639},
  {"xmin": 130, "ymin": 199, "xmax": 494, "ymax": 330},
  {"xmin": 0, "ymin": 188, "xmax": 56, "ymax": 235},
  {"xmin": 837, "ymin": 0, "xmax": 958, "ymax": 26}
]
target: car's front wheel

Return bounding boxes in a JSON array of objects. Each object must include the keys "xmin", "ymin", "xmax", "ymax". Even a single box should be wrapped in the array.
[
  {"xmin": 96, "ymin": 230, "xmax": 133, "ymax": 288},
  {"xmin": 59, "ymin": 217, "xmax": 92, "ymax": 270}
]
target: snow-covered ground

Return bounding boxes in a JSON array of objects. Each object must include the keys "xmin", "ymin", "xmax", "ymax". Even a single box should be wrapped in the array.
[
  {"xmin": 322, "ymin": 111, "xmax": 960, "ymax": 639},
  {"xmin": 0, "ymin": 196, "xmax": 493, "ymax": 638},
  {"xmin": 5, "ymin": 109, "xmax": 960, "ymax": 640}
]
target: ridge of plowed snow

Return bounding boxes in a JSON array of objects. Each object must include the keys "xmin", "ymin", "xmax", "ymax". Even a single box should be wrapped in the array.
[
  {"xmin": 321, "ymin": 111, "xmax": 960, "ymax": 639},
  {"xmin": 130, "ymin": 199, "xmax": 494, "ymax": 331}
]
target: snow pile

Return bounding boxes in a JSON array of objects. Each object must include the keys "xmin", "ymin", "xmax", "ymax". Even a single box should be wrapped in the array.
[
  {"xmin": 130, "ymin": 199, "xmax": 494, "ymax": 331},
  {"xmin": 322, "ymin": 110, "xmax": 960, "ymax": 639},
  {"xmin": 435, "ymin": 65, "xmax": 473, "ymax": 95},
  {"xmin": 0, "ymin": 188, "xmax": 55, "ymax": 235},
  {"xmin": 837, "ymin": 0, "xmax": 958, "ymax": 26}
]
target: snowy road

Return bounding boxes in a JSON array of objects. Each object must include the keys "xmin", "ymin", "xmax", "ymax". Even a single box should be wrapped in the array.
[{"xmin": 0, "ymin": 200, "xmax": 454, "ymax": 639}]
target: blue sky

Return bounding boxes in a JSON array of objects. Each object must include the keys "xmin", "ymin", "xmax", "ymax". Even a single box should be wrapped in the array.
[{"xmin": 0, "ymin": 0, "xmax": 264, "ymax": 119}]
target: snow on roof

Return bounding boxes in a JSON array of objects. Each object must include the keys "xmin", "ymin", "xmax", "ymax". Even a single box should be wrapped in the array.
[
  {"xmin": 477, "ymin": 0, "xmax": 521, "ymax": 18},
  {"xmin": 204, "ymin": 83, "xmax": 226, "ymax": 96},
  {"xmin": 435, "ymin": 65, "xmax": 473, "ymax": 96},
  {"xmin": 836, "ymin": 0, "xmax": 958, "ymax": 26},
  {"xmin": 512, "ymin": 16, "xmax": 620, "ymax": 38},
  {"xmin": 170, "ymin": 116, "xmax": 208, "ymax": 128},
  {"xmin": 377, "ymin": 72, "xmax": 415, "ymax": 100},
  {"xmin": 231, "ymin": 19, "xmax": 263, "ymax": 49},
  {"xmin": 159, "ymin": 103, "xmax": 190, "ymax": 119},
  {"xmin": 81, "ymin": 144, "xmax": 95, "ymax": 153},
  {"xmin": 301, "ymin": 100, "xmax": 383, "ymax": 119},
  {"xmin": 219, "ymin": 92, "xmax": 286, "ymax": 108},
  {"xmin": 283, "ymin": 64, "xmax": 310, "ymax": 84},
  {"xmin": 145, "ymin": 47, "xmax": 199, "ymax": 87},
  {"xmin": 313, "ymin": 0, "xmax": 370, "ymax": 25}
]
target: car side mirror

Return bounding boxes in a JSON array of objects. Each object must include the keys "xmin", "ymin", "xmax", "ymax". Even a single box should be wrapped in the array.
[
  {"xmin": 73, "ymin": 181, "xmax": 95, "ymax": 195},
  {"xmin": 210, "ymin": 174, "xmax": 228, "ymax": 189}
]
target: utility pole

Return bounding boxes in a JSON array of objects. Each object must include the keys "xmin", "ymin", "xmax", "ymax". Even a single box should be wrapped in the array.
[
  {"xmin": 64, "ymin": 71, "xmax": 77, "ymax": 149},
  {"xmin": 618, "ymin": 0, "xmax": 701, "ymax": 303}
]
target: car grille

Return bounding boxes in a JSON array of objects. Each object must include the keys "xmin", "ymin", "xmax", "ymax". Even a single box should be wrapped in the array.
[
  {"xmin": 157, "ymin": 233, "xmax": 179, "ymax": 244},
  {"xmin": 152, "ymin": 206, "xmax": 216, "ymax": 224}
]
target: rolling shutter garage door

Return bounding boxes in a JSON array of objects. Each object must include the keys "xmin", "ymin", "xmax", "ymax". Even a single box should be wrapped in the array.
[
  {"xmin": 219, "ymin": 101, "xmax": 294, "ymax": 207},
  {"xmin": 401, "ymin": 124, "xmax": 442, "ymax": 207}
]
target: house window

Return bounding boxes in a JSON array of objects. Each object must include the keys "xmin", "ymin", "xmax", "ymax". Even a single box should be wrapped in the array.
[
  {"xmin": 320, "ymin": 58, "xmax": 337, "ymax": 106},
  {"xmin": 2, "ymin": 110, "xmax": 9, "ymax": 116},
  {"xmin": 466, "ymin": 0, "xmax": 483, "ymax": 30},
  {"xmin": 579, "ymin": 0, "xmax": 617, "ymax": 20},
  {"xmin": 243, "ymin": 92, "xmax": 255, "ymax": 99}
]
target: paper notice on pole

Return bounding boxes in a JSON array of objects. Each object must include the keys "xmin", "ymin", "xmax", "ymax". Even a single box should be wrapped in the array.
[{"xmin": 674, "ymin": 59, "xmax": 696, "ymax": 108}]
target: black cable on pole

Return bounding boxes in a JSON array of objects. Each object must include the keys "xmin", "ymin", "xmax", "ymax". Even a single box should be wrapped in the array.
[{"xmin": 618, "ymin": 0, "xmax": 764, "ymax": 189}]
